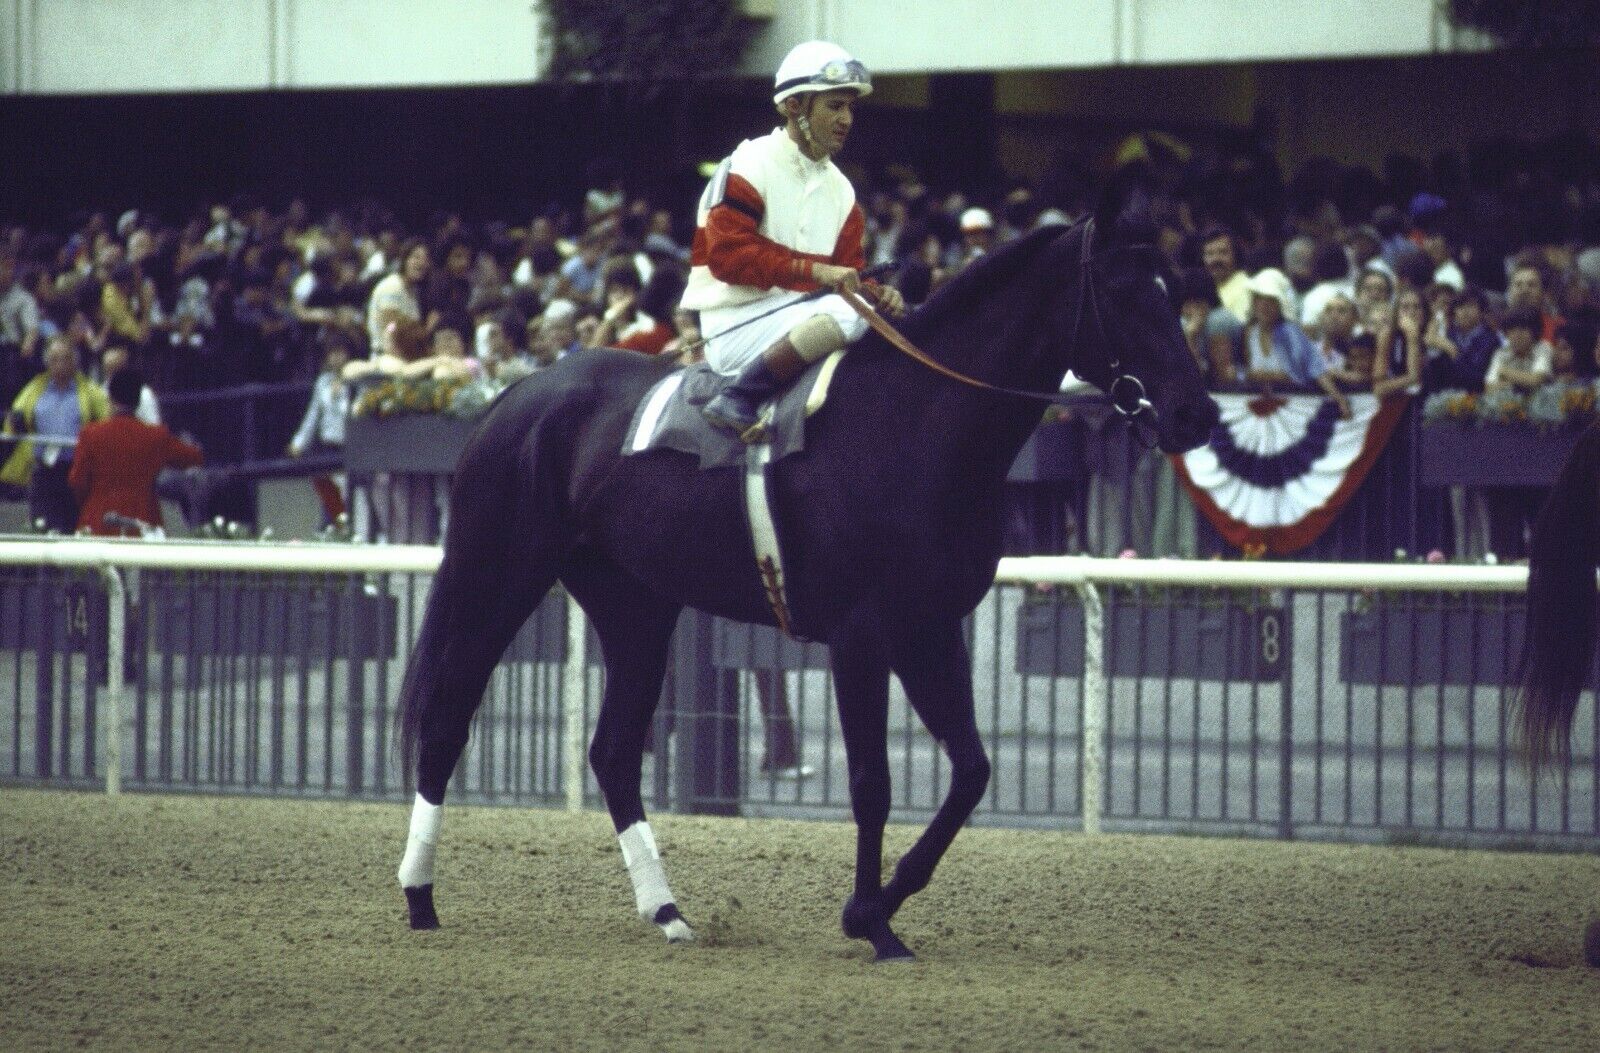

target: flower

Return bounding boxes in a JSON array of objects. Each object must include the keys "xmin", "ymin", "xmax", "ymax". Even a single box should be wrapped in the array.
[
  {"xmin": 1118, "ymin": 548, "xmax": 1138, "ymax": 559},
  {"xmin": 1425, "ymin": 549, "xmax": 1446, "ymax": 564}
]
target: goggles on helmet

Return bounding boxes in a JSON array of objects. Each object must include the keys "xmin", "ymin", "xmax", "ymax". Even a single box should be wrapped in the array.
[{"xmin": 775, "ymin": 59, "xmax": 871, "ymax": 98}]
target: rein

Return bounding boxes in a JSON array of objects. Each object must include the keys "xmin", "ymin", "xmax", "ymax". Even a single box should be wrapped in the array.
[{"xmin": 839, "ymin": 219, "xmax": 1156, "ymax": 424}]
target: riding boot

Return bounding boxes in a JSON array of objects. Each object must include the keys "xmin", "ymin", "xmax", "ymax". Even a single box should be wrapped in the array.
[{"xmin": 703, "ymin": 337, "xmax": 808, "ymax": 443}]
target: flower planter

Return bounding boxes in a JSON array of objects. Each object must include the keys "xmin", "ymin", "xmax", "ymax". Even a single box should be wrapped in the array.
[
  {"xmin": 1339, "ymin": 601, "xmax": 1526, "ymax": 687},
  {"xmin": 1017, "ymin": 596, "xmax": 1286, "ymax": 682},
  {"xmin": 147, "ymin": 580, "xmax": 398, "ymax": 660},
  {"xmin": 1419, "ymin": 424, "xmax": 1583, "ymax": 488},
  {"xmin": 344, "ymin": 414, "xmax": 480, "ymax": 475}
]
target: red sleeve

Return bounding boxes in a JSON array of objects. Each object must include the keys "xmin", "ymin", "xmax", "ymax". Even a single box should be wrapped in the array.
[
  {"xmin": 700, "ymin": 174, "xmax": 831, "ymax": 293},
  {"xmin": 164, "ymin": 428, "xmax": 203, "ymax": 469},
  {"xmin": 830, "ymin": 204, "xmax": 868, "ymax": 271},
  {"xmin": 68, "ymin": 436, "xmax": 91, "ymax": 502}
]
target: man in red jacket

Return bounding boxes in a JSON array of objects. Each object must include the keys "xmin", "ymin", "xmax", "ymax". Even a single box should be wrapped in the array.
[
  {"xmin": 687, "ymin": 40, "xmax": 905, "ymax": 440},
  {"xmin": 70, "ymin": 369, "xmax": 203, "ymax": 536}
]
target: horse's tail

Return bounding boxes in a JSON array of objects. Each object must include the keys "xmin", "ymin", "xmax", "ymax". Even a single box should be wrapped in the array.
[
  {"xmin": 395, "ymin": 411, "xmax": 563, "ymax": 789},
  {"xmin": 1517, "ymin": 422, "xmax": 1600, "ymax": 778}
]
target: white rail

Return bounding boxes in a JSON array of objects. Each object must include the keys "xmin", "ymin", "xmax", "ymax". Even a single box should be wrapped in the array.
[{"xmin": 0, "ymin": 539, "xmax": 1538, "ymax": 828}]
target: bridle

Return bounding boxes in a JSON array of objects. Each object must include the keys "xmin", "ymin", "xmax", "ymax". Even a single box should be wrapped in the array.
[{"xmin": 840, "ymin": 216, "xmax": 1159, "ymax": 432}]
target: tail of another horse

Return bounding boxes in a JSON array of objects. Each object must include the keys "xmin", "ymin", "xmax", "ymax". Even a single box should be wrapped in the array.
[
  {"xmin": 395, "ymin": 413, "xmax": 564, "ymax": 791},
  {"xmin": 1517, "ymin": 423, "xmax": 1600, "ymax": 777}
]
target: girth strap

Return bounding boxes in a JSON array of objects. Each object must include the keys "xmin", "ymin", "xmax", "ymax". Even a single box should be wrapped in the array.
[{"xmin": 743, "ymin": 441, "xmax": 795, "ymax": 636}]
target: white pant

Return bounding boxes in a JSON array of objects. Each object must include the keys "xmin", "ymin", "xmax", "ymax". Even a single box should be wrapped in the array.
[{"xmin": 701, "ymin": 293, "xmax": 869, "ymax": 376}]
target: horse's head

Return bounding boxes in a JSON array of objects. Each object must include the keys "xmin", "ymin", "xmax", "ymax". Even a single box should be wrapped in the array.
[{"xmin": 1058, "ymin": 188, "xmax": 1219, "ymax": 454}]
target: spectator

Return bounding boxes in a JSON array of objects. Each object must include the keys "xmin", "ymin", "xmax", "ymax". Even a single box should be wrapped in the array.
[
  {"xmin": 1354, "ymin": 267, "xmax": 1396, "ymax": 332},
  {"xmin": 1175, "ymin": 268, "xmax": 1229, "ymax": 383},
  {"xmin": 0, "ymin": 253, "xmax": 43, "ymax": 403},
  {"xmin": 1299, "ymin": 240, "xmax": 1355, "ymax": 335},
  {"xmin": 365, "ymin": 241, "xmax": 431, "ymax": 355},
  {"xmin": 288, "ymin": 342, "xmax": 353, "ymax": 525},
  {"xmin": 430, "ymin": 237, "xmax": 474, "ymax": 322},
  {"xmin": 947, "ymin": 208, "xmax": 995, "ymax": 270},
  {"xmin": 1419, "ymin": 220, "xmax": 1464, "ymax": 291},
  {"xmin": 99, "ymin": 346, "xmax": 160, "ymax": 424},
  {"xmin": 1373, "ymin": 287, "xmax": 1426, "ymax": 399},
  {"xmin": 530, "ymin": 301, "xmax": 582, "ymax": 367},
  {"xmin": 1, "ymin": 335, "xmax": 111, "ymax": 531},
  {"xmin": 99, "ymin": 261, "xmax": 153, "ymax": 352},
  {"xmin": 1484, "ymin": 309, "xmax": 1553, "ymax": 392},
  {"xmin": 557, "ymin": 233, "xmax": 607, "ymax": 305},
  {"xmin": 1201, "ymin": 225, "xmax": 1251, "ymax": 324},
  {"xmin": 588, "ymin": 258, "xmax": 666, "ymax": 353},
  {"xmin": 1506, "ymin": 260, "xmax": 1561, "ymax": 343},
  {"xmin": 1423, "ymin": 286, "xmax": 1498, "ymax": 393},
  {"xmin": 69, "ymin": 368, "xmax": 202, "ymax": 537},
  {"xmin": 1240, "ymin": 268, "xmax": 1350, "ymax": 417},
  {"xmin": 1315, "ymin": 293, "xmax": 1365, "ymax": 376}
]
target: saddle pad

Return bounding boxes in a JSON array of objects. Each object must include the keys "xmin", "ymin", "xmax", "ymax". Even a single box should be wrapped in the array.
[{"xmin": 622, "ymin": 351, "xmax": 845, "ymax": 469}]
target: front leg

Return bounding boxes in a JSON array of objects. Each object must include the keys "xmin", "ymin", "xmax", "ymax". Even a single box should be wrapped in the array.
[
  {"xmin": 829, "ymin": 605, "xmax": 914, "ymax": 963},
  {"xmin": 882, "ymin": 618, "xmax": 991, "ymax": 923}
]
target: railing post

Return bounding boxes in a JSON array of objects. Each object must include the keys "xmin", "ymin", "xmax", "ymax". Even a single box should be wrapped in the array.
[
  {"xmin": 1074, "ymin": 579, "xmax": 1105, "ymax": 835},
  {"xmin": 561, "ymin": 588, "xmax": 587, "ymax": 812},
  {"xmin": 99, "ymin": 565, "xmax": 125, "ymax": 796}
]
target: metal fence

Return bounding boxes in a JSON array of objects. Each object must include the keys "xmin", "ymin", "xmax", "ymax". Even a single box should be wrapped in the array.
[{"xmin": 2, "ymin": 540, "xmax": 1596, "ymax": 850}]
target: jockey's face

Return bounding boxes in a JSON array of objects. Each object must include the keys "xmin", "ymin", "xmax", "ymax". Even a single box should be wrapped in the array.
[{"xmin": 788, "ymin": 90, "xmax": 857, "ymax": 158}]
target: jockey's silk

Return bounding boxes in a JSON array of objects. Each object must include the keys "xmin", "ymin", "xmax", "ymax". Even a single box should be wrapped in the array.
[{"xmin": 681, "ymin": 127, "xmax": 866, "ymax": 314}]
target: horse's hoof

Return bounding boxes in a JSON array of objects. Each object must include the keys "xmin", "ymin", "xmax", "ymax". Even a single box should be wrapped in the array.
[
  {"xmin": 654, "ymin": 903, "xmax": 695, "ymax": 945},
  {"xmin": 1583, "ymin": 917, "xmax": 1600, "ymax": 968},
  {"xmin": 871, "ymin": 929, "xmax": 915, "ymax": 963},
  {"xmin": 841, "ymin": 894, "xmax": 876, "ymax": 940},
  {"xmin": 404, "ymin": 884, "xmax": 440, "ymax": 930}
]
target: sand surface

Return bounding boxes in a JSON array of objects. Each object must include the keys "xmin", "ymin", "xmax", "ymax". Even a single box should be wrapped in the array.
[{"xmin": 4, "ymin": 788, "xmax": 1599, "ymax": 1051}]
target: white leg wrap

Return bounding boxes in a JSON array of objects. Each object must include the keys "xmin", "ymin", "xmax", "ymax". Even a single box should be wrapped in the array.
[
  {"xmin": 618, "ymin": 821, "xmax": 677, "ymax": 920},
  {"xmin": 397, "ymin": 794, "xmax": 442, "ymax": 888}
]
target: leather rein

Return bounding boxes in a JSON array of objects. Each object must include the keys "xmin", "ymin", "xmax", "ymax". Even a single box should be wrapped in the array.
[{"xmin": 839, "ymin": 217, "xmax": 1156, "ymax": 424}]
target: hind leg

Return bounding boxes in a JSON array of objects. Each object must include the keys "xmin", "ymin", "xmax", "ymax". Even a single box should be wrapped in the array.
[
  {"xmin": 397, "ymin": 553, "xmax": 555, "ymax": 929},
  {"xmin": 563, "ymin": 551, "xmax": 692, "ymax": 944}
]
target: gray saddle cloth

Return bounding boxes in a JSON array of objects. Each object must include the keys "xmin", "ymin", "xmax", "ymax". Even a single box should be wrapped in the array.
[{"xmin": 621, "ymin": 355, "xmax": 842, "ymax": 470}]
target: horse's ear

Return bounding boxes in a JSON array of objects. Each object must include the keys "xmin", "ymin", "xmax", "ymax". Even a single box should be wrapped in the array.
[{"xmin": 1093, "ymin": 168, "xmax": 1154, "ymax": 241}]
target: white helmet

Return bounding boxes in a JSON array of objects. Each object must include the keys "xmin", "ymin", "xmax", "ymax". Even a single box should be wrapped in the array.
[{"xmin": 773, "ymin": 41, "xmax": 872, "ymax": 105}]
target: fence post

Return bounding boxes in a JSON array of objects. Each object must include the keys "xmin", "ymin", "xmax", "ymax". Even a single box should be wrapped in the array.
[
  {"xmin": 1277, "ymin": 592, "xmax": 1295, "ymax": 839},
  {"xmin": 561, "ymin": 588, "xmax": 587, "ymax": 812},
  {"xmin": 99, "ymin": 565, "xmax": 125, "ymax": 796},
  {"xmin": 1074, "ymin": 579, "xmax": 1105, "ymax": 835}
]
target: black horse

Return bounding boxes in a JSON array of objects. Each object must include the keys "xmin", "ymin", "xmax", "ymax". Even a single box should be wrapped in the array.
[
  {"xmin": 1516, "ymin": 422, "xmax": 1600, "ymax": 965},
  {"xmin": 395, "ymin": 195, "xmax": 1218, "ymax": 961}
]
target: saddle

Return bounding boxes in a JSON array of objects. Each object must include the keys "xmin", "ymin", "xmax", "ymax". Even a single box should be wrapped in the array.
[{"xmin": 621, "ymin": 352, "xmax": 845, "ymax": 469}]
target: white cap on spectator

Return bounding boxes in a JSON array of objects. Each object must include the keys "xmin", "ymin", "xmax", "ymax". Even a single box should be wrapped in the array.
[
  {"xmin": 959, "ymin": 207, "xmax": 994, "ymax": 232},
  {"xmin": 1247, "ymin": 268, "xmax": 1294, "ymax": 306},
  {"xmin": 542, "ymin": 299, "xmax": 578, "ymax": 324}
]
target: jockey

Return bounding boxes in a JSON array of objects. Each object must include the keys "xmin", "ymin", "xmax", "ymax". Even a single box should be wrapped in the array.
[{"xmin": 685, "ymin": 40, "xmax": 906, "ymax": 440}]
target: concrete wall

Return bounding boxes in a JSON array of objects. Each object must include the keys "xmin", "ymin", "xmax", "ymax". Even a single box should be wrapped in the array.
[{"xmin": 2, "ymin": 0, "xmax": 1489, "ymax": 96}]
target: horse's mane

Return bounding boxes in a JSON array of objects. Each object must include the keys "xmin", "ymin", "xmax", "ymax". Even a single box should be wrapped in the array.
[{"xmin": 899, "ymin": 222, "xmax": 1079, "ymax": 343}]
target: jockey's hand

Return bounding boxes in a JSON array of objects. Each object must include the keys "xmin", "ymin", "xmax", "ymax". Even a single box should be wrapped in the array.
[
  {"xmin": 871, "ymin": 284, "xmax": 907, "ymax": 318},
  {"xmin": 813, "ymin": 264, "xmax": 861, "ymax": 295}
]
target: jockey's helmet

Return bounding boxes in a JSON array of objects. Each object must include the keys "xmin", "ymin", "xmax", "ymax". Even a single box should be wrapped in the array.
[{"xmin": 773, "ymin": 41, "xmax": 872, "ymax": 105}]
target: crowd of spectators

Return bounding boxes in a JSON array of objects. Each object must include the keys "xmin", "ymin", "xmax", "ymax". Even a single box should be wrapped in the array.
[{"xmin": 2, "ymin": 129, "xmax": 1599, "ymax": 551}]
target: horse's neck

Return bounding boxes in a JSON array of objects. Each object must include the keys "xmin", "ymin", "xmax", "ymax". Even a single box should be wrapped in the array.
[{"xmin": 889, "ymin": 257, "xmax": 1079, "ymax": 479}]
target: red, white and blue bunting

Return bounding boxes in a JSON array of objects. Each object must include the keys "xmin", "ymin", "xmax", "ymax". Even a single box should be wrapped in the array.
[{"xmin": 1171, "ymin": 392, "xmax": 1410, "ymax": 555}]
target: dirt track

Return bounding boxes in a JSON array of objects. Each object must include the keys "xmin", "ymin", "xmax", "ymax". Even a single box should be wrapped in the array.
[{"xmin": 4, "ymin": 789, "xmax": 1599, "ymax": 1051}]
